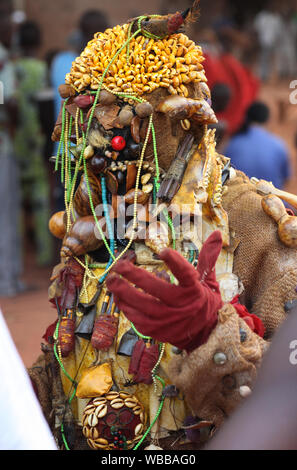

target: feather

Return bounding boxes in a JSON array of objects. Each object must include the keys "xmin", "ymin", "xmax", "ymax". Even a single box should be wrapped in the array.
[{"xmin": 184, "ymin": 0, "xmax": 200, "ymax": 24}]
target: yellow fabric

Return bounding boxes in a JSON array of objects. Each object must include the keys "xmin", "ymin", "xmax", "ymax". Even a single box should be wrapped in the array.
[{"xmin": 76, "ymin": 363, "xmax": 113, "ymax": 399}]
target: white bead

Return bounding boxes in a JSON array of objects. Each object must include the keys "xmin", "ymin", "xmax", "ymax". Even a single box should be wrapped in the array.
[
  {"xmin": 213, "ymin": 352, "xmax": 227, "ymax": 365},
  {"xmin": 144, "ymin": 445, "xmax": 163, "ymax": 450},
  {"xmin": 239, "ymin": 385, "xmax": 252, "ymax": 398}
]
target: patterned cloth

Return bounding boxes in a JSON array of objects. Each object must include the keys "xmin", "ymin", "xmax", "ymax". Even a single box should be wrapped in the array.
[{"xmin": 0, "ymin": 43, "xmax": 23, "ymax": 296}]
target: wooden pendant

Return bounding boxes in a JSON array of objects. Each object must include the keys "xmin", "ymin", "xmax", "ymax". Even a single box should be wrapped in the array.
[
  {"xmin": 145, "ymin": 221, "xmax": 171, "ymax": 254},
  {"xmin": 126, "ymin": 163, "xmax": 137, "ymax": 192},
  {"xmin": 157, "ymin": 95, "xmax": 217, "ymax": 124},
  {"xmin": 49, "ymin": 211, "xmax": 67, "ymax": 239},
  {"xmin": 131, "ymin": 116, "xmax": 141, "ymax": 144},
  {"xmin": 252, "ymin": 178, "xmax": 297, "ymax": 211},
  {"xmin": 106, "ymin": 171, "xmax": 118, "ymax": 195},
  {"xmin": 118, "ymin": 105, "xmax": 134, "ymax": 127},
  {"xmin": 124, "ymin": 188, "xmax": 150, "ymax": 205},
  {"xmin": 61, "ymin": 215, "xmax": 104, "ymax": 258},
  {"xmin": 262, "ymin": 195, "xmax": 297, "ymax": 248},
  {"xmin": 157, "ymin": 134, "xmax": 195, "ymax": 202},
  {"xmin": 58, "ymin": 309, "xmax": 76, "ymax": 357}
]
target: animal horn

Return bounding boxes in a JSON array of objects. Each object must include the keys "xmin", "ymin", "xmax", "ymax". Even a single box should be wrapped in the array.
[{"xmin": 156, "ymin": 95, "xmax": 217, "ymax": 124}]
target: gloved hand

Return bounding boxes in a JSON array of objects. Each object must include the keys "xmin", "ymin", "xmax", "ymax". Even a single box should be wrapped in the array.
[{"xmin": 106, "ymin": 231, "xmax": 223, "ymax": 353}]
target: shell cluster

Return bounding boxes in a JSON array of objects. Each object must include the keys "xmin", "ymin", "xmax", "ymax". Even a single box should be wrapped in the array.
[
  {"xmin": 82, "ymin": 391, "xmax": 147, "ymax": 450},
  {"xmin": 65, "ymin": 24, "xmax": 206, "ymax": 97}
]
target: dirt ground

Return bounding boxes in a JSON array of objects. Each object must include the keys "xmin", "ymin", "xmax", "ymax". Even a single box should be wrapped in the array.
[{"xmin": 0, "ymin": 81, "xmax": 296, "ymax": 370}]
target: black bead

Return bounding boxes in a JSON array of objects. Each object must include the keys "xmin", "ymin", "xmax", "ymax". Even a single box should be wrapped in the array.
[
  {"xmin": 239, "ymin": 328, "xmax": 247, "ymax": 343},
  {"xmin": 127, "ymin": 140, "xmax": 140, "ymax": 156},
  {"xmin": 284, "ymin": 299, "xmax": 297, "ymax": 313}
]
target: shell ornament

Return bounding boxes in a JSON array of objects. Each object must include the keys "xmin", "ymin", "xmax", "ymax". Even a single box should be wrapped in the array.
[{"xmin": 82, "ymin": 392, "xmax": 147, "ymax": 450}]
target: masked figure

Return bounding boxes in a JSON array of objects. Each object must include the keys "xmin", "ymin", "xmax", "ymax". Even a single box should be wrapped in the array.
[{"xmin": 29, "ymin": 1, "xmax": 297, "ymax": 450}]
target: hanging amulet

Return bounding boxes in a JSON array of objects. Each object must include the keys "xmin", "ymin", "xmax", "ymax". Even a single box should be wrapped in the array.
[
  {"xmin": 261, "ymin": 194, "xmax": 297, "ymax": 248},
  {"xmin": 58, "ymin": 309, "xmax": 76, "ymax": 357},
  {"xmin": 91, "ymin": 292, "xmax": 119, "ymax": 351},
  {"xmin": 73, "ymin": 172, "xmax": 102, "ymax": 218}
]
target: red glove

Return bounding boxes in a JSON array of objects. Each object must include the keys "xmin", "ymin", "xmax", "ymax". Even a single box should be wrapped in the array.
[
  {"xmin": 231, "ymin": 296, "xmax": 265, "ymax": 338},
  {"xmin": 106, "ymin": 231, "xmax": 223, "ymax": 353}
]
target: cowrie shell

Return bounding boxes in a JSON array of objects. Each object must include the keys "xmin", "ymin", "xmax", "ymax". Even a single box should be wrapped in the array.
[
  {"xmin": 239, "ymin": 385, "xmax": 252, "ymax": 398},
  {"xmin": 88, "ymin": 414, "xmax": 98, "ymax": 427},
  {"xmin": 133, "ymin": 406, "xmax": 142, "ymax": 415},
  {"xmin": 87, "ymin": 438, "xmax": 97, "ymax": 450},
  {"xmin": 141, "ymin": 173, "xmax": 151, "ymax": 185},
  {"xmin": 94, "ymin": 403, "xmax": 107, "ymax": 417},
  {"xmin": 93, "ymin": 398, "xmax": 107, "ymax": 406},
  {"xmin": 97, "ymin": 405, "xmax": 108, "ymax": 419}
]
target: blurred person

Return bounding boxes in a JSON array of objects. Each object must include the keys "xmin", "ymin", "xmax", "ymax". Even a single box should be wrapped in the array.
[
  {"xmin": 201, "ymin": 29, "xmax": 259, "ymax": 136},
  {"xmin": 0, "ymin": 308, "xmax": 57, "ymax": 450},
  {"xmin": 14, "ymin": 20, "xmax": 53, "ymax": 266},
  {"xmin": 50, "ymin": 9, "xmax": 109, "ymax": 123},
  {"xmin": 208, "ymin": 82, "xmax": 232, "ymax": 150},
  {"xmin": 276, "ymin": 6, "xmax": 297, "ymax": 79},
  {"xmin": 0, "ymin": 1, "xmax": 23, "ymax": 297},
  {"xmin": 224, "ymin": 101, "xmax": 291, "ymax": 190},
  {"xmin": 253, "ymin": 1, "xmax": 283, "ymax": 81},
  {"xmin": 206, "ymin": 304, "xmax": 297, "ymax": 450}
]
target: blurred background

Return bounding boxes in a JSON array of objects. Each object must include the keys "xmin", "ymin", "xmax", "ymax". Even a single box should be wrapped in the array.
[{"xmin": 0, "ymin": 0, "xmax": 296, "ymax": 367}]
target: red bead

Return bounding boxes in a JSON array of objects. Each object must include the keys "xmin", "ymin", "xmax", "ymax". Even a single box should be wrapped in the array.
[
  {"xmin": 74, "ymin": 95, "xmax": 95, "ymax": 109},
  {"xmin": 111, "ymin": 136, "xmax": 126, "ymax": 151}
]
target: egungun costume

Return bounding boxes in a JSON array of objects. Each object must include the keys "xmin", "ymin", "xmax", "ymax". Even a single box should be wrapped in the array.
[{"xmin": 29, "ymin": 1, "xmax": 297, "ymax": 450}]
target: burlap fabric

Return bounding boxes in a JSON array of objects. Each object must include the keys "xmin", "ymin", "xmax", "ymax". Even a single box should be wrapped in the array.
[
  {"xmin": 169, "ymin": 303, "xmax": 269, "ymax": 429},
  {"xmin": 140, "ymin": 83, "xmax": 204, "ymax": 172},
  {"xmin": 222, "ymin": 171, "xmax": 297, "ymax": 338}
]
